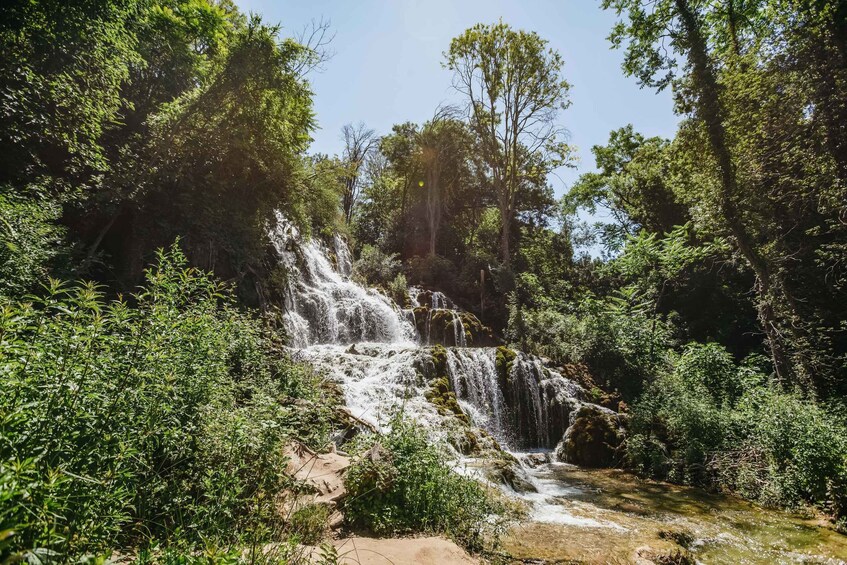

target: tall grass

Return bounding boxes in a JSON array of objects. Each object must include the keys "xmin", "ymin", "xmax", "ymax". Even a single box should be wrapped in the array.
[{"xmin": 0, "ymin": 244, "xmax": 335, "ymax": 561}]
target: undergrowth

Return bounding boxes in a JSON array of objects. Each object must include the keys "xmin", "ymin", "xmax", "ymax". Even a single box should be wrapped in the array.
[
  {"xmin": 0, "ymin": 244, "xmax": 336, "ymax": 562},
  {"xmin": 343, "ymin": 415, "xmax": 508, "ymax": 553}
]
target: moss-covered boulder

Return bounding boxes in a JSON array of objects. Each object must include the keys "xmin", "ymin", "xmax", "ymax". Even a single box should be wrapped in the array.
[
  {"xmin": 425, "ymin": 375, "xmax": 469, "ymax": 424},
  {"xmin": 495, "ymin": 346, "xmax": 517, "ymax": 387},
  {"xmin": 556, "ymin": 405, "xmax": 623, "ymax": 468},
  {"xmin": 416, "ymin": 345, "xmax": 469, "ymax": 424},
  {"xmin": 485, "ymin": 457, "xmax": 537, "ymax": 493},
  {"xmin": 412, "ymin": 305, "xmax": 498, "ymax": 347}
]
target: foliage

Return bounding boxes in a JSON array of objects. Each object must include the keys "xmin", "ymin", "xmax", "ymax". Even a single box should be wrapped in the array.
[
  {"xmin": 344, "ymin": 417, "xmax": 504, "ymax": 552},
  {"xmin": 0, "ymin": 186, "xmax": 71, "ymax": 300},
  {"xmin": 445, "ymin": 20, "xmax": 572, "ymax": 264},
  {"xmin": 566, "ymin": 125, "xmax": 688, "ymax": 251},
  {"xmin": 354, "ymin": 244, "xmax": 402, "ymax": 287},
  {"xmin": 509, "ymin": 293, "xmax": 674, "ymax": 400},
  {"xmin": 0, "ymin": 244, "xmax": 335, "ymax": 561},
  {"xmin": 0, "ymin": 0, "xmax": 140, "ymax": 187},
  {"xmin": 626, "ymin": 343, "xmax": 847, "ymax": 515}
]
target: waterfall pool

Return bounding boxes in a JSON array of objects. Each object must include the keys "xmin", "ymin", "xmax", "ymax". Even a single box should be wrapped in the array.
[{"xmin": 500, "ymin": 462, "xmax": 847, "ymax": 564}]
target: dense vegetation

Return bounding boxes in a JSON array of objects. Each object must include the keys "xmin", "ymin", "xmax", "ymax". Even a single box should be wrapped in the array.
[
  {"xmin": 0, "ymin": 246, "xmax": 338, "ymax": 559},
  {"xmin": 1, "ymin": 0, "xmax": 846, "ymax": 560}
]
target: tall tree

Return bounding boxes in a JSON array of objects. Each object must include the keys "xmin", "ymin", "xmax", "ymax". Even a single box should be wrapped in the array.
[
  {"xmin": 340, "ymin": 122, "xmax": 377, "ymax": 224},
  {"xmin": 445, "ymin": 21, "xmax": 571, "ymax": 265},
  {"xmin": 418, "ymin": 109, "xmax": 473, "ymax": 256},
  {"xmin": 604, "ymin": 0, "xmax": 847, "ymax": 391}
]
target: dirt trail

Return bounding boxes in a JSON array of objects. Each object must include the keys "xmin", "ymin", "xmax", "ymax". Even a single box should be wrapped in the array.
[{"xmin": 315, "ymin": 536, "xmax": 480, "ymax": 564}]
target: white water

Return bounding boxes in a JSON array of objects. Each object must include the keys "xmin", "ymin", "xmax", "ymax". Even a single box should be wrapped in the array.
[
  {"xmin": 271, "ymin": 216, "xmax": 601, "ymax": 524},
  {"xmin": 270, "ymin": 214, "xmax": 416, "ymax": 348},
  {"xmin": 270, "ymin": 219, "xmax": 847, "ymax": 563}
]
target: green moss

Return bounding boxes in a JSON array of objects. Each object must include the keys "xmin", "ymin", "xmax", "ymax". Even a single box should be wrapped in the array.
[
  {"xmin": 559, "ymin": 406, "xmax": 622, "ymax": 468},
  {"xmin": 425, "ymin": 376, "xmax": 469, "ymax": 424},
  {"xmin": 421, "ymin": 345, "xmax": 469, "ymax": 424},
  {"xmin": 430, "ymin": 344, "xmax": 448, "ymax": 374},
  {"xmin": 495, "ymin": 346, "xmax": 517, "ymax": 382}
]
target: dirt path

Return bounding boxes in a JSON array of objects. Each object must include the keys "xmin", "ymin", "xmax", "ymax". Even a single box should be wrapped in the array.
[{"xmin": 315, "ymin": 536, "xmax": 479, "ymax": 564}]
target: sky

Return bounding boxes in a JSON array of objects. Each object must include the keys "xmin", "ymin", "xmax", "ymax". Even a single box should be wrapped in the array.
[{"xmin": 236, "ymin": 0, "xmax": 680, "ymax": 200}]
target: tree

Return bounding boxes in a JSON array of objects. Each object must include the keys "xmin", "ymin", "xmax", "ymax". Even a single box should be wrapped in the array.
[
  {"xmin": 604, "ymin": 0, "xmax": 794, "ymax": 384},
  {"xmin": 0, "ymin": 0, "xmax": 140, "ymax": 188},
  {"xmin": 567, "ymin": 125, "xmax": 689, "ymax": 252},
  {"xmin": 445, "ymin": 21, "xmax": 571, "ymax": 264},
  {"xmin": 418, "ymin": 108, "xmax": 473, "ymax": 256},
  {"xmin": 340, "ymin": 122, "xmax": 377, "ymax": 224},
  {"xmin": 604, "ymin": 0, "xmax": 847, "ymax": 393}
]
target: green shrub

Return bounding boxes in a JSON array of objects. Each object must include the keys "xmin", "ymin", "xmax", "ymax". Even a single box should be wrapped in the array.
[
  {"xmin": 509, "ymin": 296, "xmax": 674, "ymax": 400},
  {"xmin": 722, "ymin": 388, "xmax": 847, "ymax": 511},
  {"xmin": 0, "ymin": 187, "xmax": 71, "ymax": 300},
  {"xmin": 0, "ymin": 243, "xmax": 335, "ymax": 561},
  {"xmin": 344, "ymin": 417, "xmax": 503, "ymax": 552},
  {"xmin": 387, "ymin": 272, "xmax": 409, "ymax": 306},
  {"xmin": 626, "ymin": 342, "xmax": 847, "ymax": 517},
  {"xmin": 354, "ymin": 244, "xmax": 402, "ymax": 286}
]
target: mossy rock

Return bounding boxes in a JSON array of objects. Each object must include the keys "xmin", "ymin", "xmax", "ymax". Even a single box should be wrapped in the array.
[
  {"xmin": 495, "ymin": 346, "xmax": 517, "ymax": 387},
  {"xmin": 557, "ymin": 405, "xmax": 623, "ymax": 468},
  {"xmin": 421, "ymin": 347, "xmax": 469, "ymax": 425},
  {"xmin": 485, "ymin": 458, "xmax": 537, "ymax": 493},
  {"xmin": 458, "ymin": 311, "xmax": 498, "ymax": 346},
  {"xmin": 413, "ymin": 305, "xmax": 498, "ymax": 346}
]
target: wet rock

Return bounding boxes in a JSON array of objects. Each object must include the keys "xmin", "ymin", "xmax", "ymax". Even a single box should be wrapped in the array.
[
  {"xmin": 449, "ymin": 427, "xmax": 503, "ymax": 457},
  {"xmin": 633, "ymin": 545, "xmax": 696, "ymax": 565},
  {"xmin": 520, "ymin": 452, "xmax": 552, "ymax": 468},
  {"xmin": 412, "ymin": 305, "xmax": 497, "ymax": 347},
  {"xmin": 556, "ymin": 405, "xmax": 623, "ymax": 468},
  {"xmin": 425, "ymin": 375, "xmax": 469, "ymax": 424},
  {"xmin": 658, "ymin": 528, "xmax": 694, "ymax": 548},
  {"xmin": 486, "ymin": 458, "xmax": 537, "ymax": 493}
]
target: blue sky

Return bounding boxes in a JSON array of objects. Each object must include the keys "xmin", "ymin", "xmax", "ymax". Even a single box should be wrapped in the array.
[{"xmin": 237, "ymin": 0, "xmax": 679, "ymax": 199}]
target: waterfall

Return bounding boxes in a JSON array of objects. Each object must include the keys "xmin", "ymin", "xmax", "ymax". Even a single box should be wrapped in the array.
[
  {"xmin": 270, "ymin": 213, "xmax": 416, "ymax": 348},
  {"xmin": 444, "ymin": 349, "xmax": 585, "ymax": 450},
  {"xmin": 409, "ymin": 286, "xmax": 467, "ymax": 348},
  {"xmin": 273, "ymin": 214, "xmax": 593, "ymax": 451},
  {"xmin": 445, "ymin": 349, "xmax": 509, "ymax": 444},
  {"xmin": 333, "ymin": 233, "xmax": 353, "ymax": 279}
]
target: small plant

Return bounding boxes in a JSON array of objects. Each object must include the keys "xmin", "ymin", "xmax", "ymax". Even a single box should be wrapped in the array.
[
  {"xmin": 354, "ymin": 245, "xmax": 402, "ymax": 286},
  {"xmin": 344, "ymin": 416, "xmax": 504, "ymax": 552},
  {"xmin": 289, "ymin": 503, "xmax": 330, "ymax": 545}
]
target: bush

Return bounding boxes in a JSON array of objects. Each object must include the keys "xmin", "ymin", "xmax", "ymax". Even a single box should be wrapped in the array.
[
  {"xmin": 387, "ymin": 272, "xmax": 409, "ymax": 306},
  {"xmin": 344, "ymin": 417, "xmax": 503, "ymax": 552},
  {"xmin": 625, "ymin": 342, "xmax": 847, "ymax": 517},
  {"xmin": 0, "ymin": 243, "xmax": 335, "ymax": 561},
  {"xmin": 354, "ymin": 244, "xmax": 402, "ymax": 286},
  {"xmin": 721, "ymin": 388, "xmax": 847, "ymax": 512},
  {"xmin": 0, "ymin": 187, "xmax": 71, "ymax": 300},
  {"xmin": 508, "ymin": 295, "xmax": 674, "ymax": 400}
]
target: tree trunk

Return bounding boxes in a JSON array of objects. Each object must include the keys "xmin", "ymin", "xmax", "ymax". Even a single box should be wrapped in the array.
[
  {"xmin": 675, "ymin": 0, "xmax": 794, "ymax": 384},
  {"xmin": 499, "ymin": 199, "xmax": 511, "ymax": 265}
]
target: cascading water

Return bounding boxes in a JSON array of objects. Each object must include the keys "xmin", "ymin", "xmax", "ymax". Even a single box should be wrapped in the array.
[
  {"xmin": 270, "ymin": 214, "xmax": 416, "ymax": 348},
  {"xmin": 271, "ymin": 215, "xmax": 589, "ymax": 447},
  {"xmin": 409, "ymin": 286, "xmax": 467, "ymax": 347},
  {"xmin": 271, "ymin": 216, "xmax": 611, "ymax": 526},
  {"xmin": 444, "ymin": 349, "xmax": 587, "ymax": 450}
]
